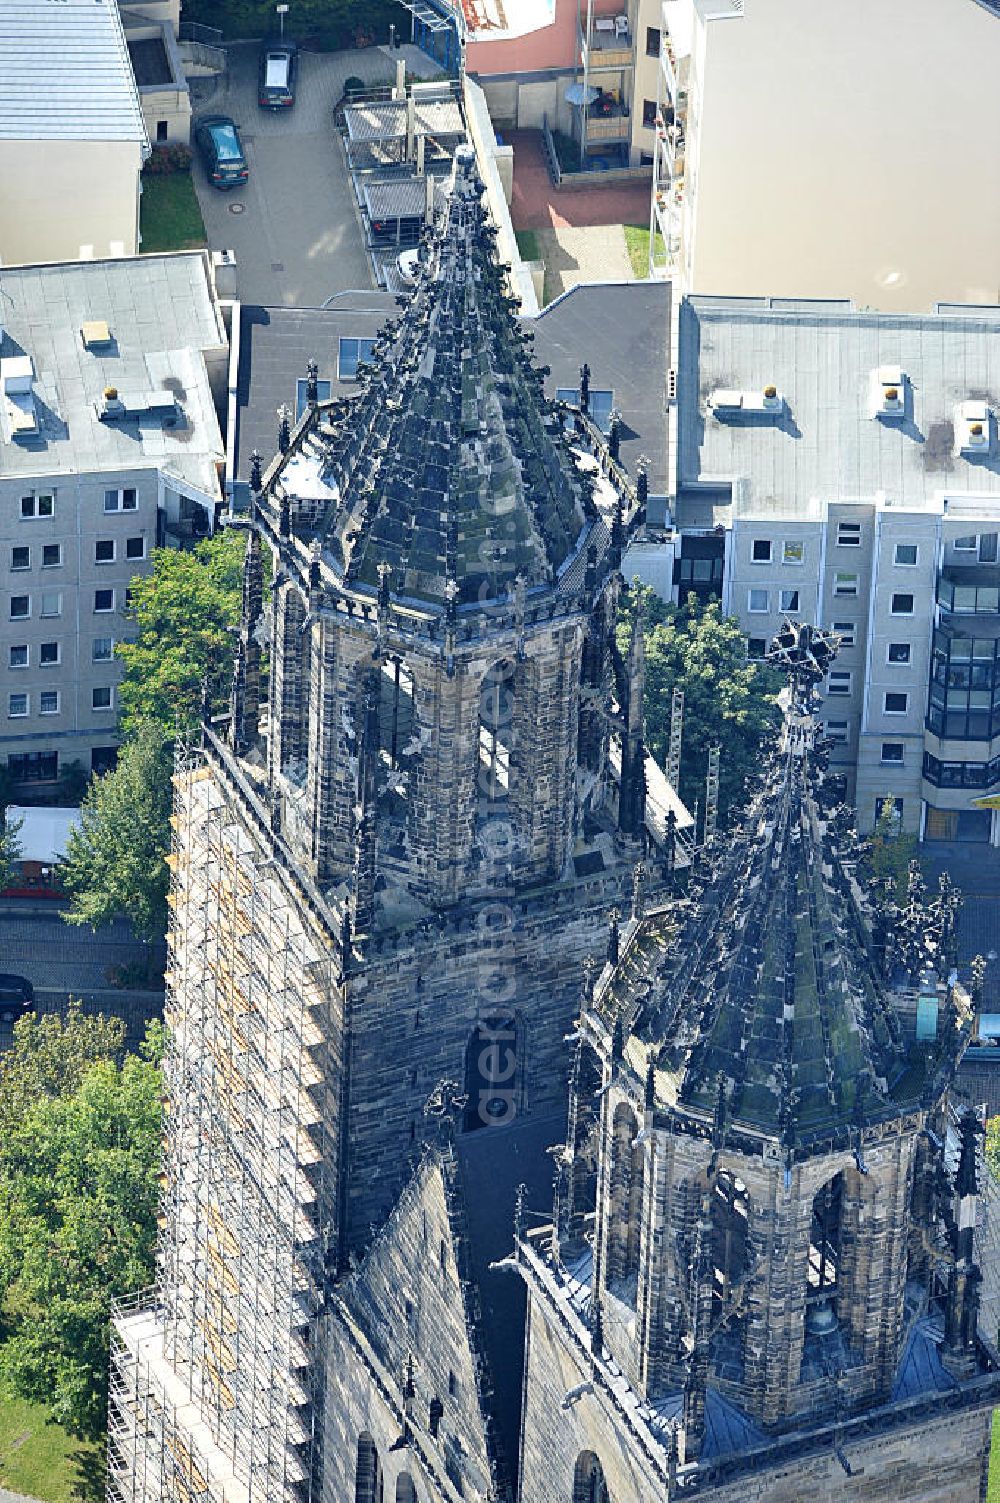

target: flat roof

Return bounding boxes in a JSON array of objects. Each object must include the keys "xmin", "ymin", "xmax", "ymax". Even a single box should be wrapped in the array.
[
  {"xmin": 0, "ymin": 0, "xmax": 147, "ymax": 144},
  {"xmin": 345, "ymin": 95, "xmax": 464, "ymax": 143},
  {"xmin": 0, "ymin": 253, "xmax": 225, "ymax": 496},
  {"xmin": 678, "ymin": 296, "xmax": 1000, "ymax": 519}
]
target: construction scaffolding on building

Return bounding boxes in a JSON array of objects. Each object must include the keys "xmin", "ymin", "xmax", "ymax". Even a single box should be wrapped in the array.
[{"xmin": 109, "ymin": 741, "xmax": 340, "ymax": 1503}]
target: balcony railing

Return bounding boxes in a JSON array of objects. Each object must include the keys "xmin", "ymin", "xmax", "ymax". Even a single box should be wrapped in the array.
[
  {"xmin": 580, "ymin": 22, "xmax": 634, "ymax": 70},
  {"xmin": 937, "ymin": 570, "xmax": 1000, "ymax": 615},
  {"xmin": 584, "ymin": 100, "xmax": 631, "ymax": 141}
]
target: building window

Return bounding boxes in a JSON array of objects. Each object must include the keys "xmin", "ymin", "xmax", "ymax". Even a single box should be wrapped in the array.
[
  {"xmin": 156, "ymin": 119, "xmax": 168, "ymax": 143},
  {"xmin": 747, "ymin": 637, "xmax": 767, "ymax": 659},
  {"xmin": 125, "ymin": 536, "xmax": 146, "ymax": 560},
  {"xmin": 826, "ymin": 720, "xmax": 849, "ymax": 743},
  {"xmin": 9, "ymin": 595, "xmax": 29, "ymax": 620},
  {"xmin": 833, "ymin": 572, "xmax": 858, "ymax": 597},
  {"xmin": 980, "ymin": 532, "xmax": 999, "ymax": 563},
  {"xmin": 954, "ymin": 535, "xmax": 977, "ymax": 552},
  {"xmin": 891, "ymin": 592, "xmax": 914, "ymax": 615},
  {"xmin": 881, "ymin": 742, "xmax": 904, "ymax": 763},
  {"xmin": 748, "ymin": 588, "xmax": 769, "ymax": 613},
  {"xmin": 92, "ymin": 686, "xmax": 112, "ymax": 711},
  {"xmin": 42, "ymin": 543, "xmax": 62, "ymax": 568},
  {"xmin": 104, "ymin": 487, "xmax": 137, "ymax": 512},
  {"xmin": 645, "ymin": 25, "xmax": 660, "ymax": 55},
  {"xmin": 828, "ymin": 671, "xmax": 851, "ymax": 695},
  {"xmin": 894, "ymin": 542, "xmax": 918, "ymax": 566},
  {"xmin": 832, "ymin": 621, "xmax": 855, "ymax": 647},
  {"xmin": 294, "ymin": 376, "xmax": 333, "ymax": 419},
  {"xmin": 39, "ymin": 690, "xmax": 59, "ymax": 715},
  {"xmin": 8, "ymin": 751, "xmax": 57, "ymax": 782},
  {"xmin": 336, "ymin": 338, "xmax": 376, "ymax": 382},
  {"xmin": 95, "ymin": 539, "xmax": 115, "ymax": 564},
  {"xmin": 10, "ymin": 546, "xmax": 29, "ymax": 571},
  {"xmin": 782, "ymin": 539, "xmax": 804, "ymax": 564},
  {"xmin": 39, "ymin": 641, "xmax": 59, "ymax": 666},
  {"xmin": 779, "ymin": 589, "xmax": 800, "ymax": 612},
  {"xmin": 93, "ymin": 637, "xmax": 114, "ymax": 662},
  {"xmin": 40, "ymin": 591, "xmax": 62, "ymax": 618},
  {"xmin": 884, "ymin": 691, "xmax": 908, "ymax": 714},
  {"xmin": 887, "ymin": 641, "xmax": 911, "ymax": 664},
  {"xmin": 642, "ymin": 98, "xmax": 657, "ymax": 128},
  {"xmin": 9, "ymin": 645, "xmax": 27, "ymax": 669},
  {"xmin": 94, "ymin": 589, "xmax": 115, "ymax": 612},
  {"xmin": 837, "ymin": 521, "xmax": 861, "ymax": 546},
  {"xmin": 555, "ymin": 385, "xmax": 614, "ymax": 434},
  {"xmin": 20, "ymin": 493, "xmax": 54, "ymax": 519},
  {"xmin": 8, "ymin": 693, "xmax": 28, "ymax": 717},
  {"xmin": 751, "ymin": 538, "xmax": 772, "ymax": 563}
]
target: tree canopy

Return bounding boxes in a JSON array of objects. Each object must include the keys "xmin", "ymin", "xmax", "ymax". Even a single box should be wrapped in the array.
[
  {"xmin": 117, "ymin": 531, "xmax": 245, "ymax": 742},
  {"xmin": 0, "ymin": 810, "xmax": 22, "ymax": 892},
  {"xmin": 0, "ymin": 1011, "xmax": 163, "ymax": 1437},
  {"xmin": 621, "ymin": 585, "xmax": 782, "ymax": 822},
  {"xmin": 60, "ymin": 723, "xmax": 173, "ymax": 942}
]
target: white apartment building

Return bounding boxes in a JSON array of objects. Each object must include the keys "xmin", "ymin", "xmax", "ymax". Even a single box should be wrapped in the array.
[
  {"xmin": 673, "ymin": 294, "xmax": 1000, "ymax": 846},
  {"xmin": 0, "ymin": 252, "xmax": 227, "ymax": 793},
  {"xmin": 0, "ymin": 0, "xmax": 150, "ymax": 266},
  {"xmin": 651, "ymin": 0, "xmax": 1000, "ymax": 310}
]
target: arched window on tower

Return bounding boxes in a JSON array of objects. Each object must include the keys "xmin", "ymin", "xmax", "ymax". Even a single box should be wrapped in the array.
[
  {"xmin": 463, "ymin": 1013, "xmax": 519, "ymax": 1132},
  {"xmin": 573, "ymin": 1450, "xmax": 611, "ymax": 1503},
  {"xmin": 475, "ymin": 660, "xmax": 517, "ymax": 861},
  {"xmin": 395, "ymin": 1475, "xmax": 417, "ymax": 1503},
  {"xmin": 355, "ymin": 1433, "xmax": 384, "ymax": 1503},
  {"xmin": 710, "ymin": 1171, "xmax": 750, "ymax": 1316},
  {"xmin": 607, "ymin": 1102, "xmax": 643, "ymax": 1302},
  {"xmin": 807, "ymin": 1173, "xmax": 844, "ymax": 1327},
  {"xmin": 380, "ymin": 656, "xmax": 415, "ymax": 769}
]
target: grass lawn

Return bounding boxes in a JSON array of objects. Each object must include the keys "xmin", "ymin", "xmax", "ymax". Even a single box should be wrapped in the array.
[
  {"xmin": 515, "ymin": 229, "xmax": 541, "ymax": 263},
  {"xmin": 140, "ymin": 173, "xmax": 207, "ymax": 255},
  {"xmin": 0, "ymin": 1384, "xmax": 103, "ymax": 1502},
  {"xmin": 623, "ymin": 223, "xmax": 665, "ymax": 280}
]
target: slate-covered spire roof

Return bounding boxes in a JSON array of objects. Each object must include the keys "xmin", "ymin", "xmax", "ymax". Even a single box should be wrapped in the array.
[
  {"xmin": 299, "ymin": 145, "xmax": 591, "ymax": 606},
  {"xmin": 590, "ymin": 628, "xmax": 967, "ymax": 1150}
]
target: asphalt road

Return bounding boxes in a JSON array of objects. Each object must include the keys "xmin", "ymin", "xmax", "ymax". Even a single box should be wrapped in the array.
[{"xmin": 190, "ymin": 42, "xmax": 434, "ymax": 306}]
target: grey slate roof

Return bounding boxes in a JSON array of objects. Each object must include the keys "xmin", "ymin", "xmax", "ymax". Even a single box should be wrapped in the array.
[
  {"xmin": 679, "ymin": 295, "xmax": 1000, "ymax": 518},
  {"xmin": 0, "ymin": 0, "xmax": 147, "ymax": 144},
  {"xmin": 0, "ymin": 253, "xmax": 225, "ymax": 495}
]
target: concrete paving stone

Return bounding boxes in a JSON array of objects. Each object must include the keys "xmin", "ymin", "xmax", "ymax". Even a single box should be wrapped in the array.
[{"xmin": 534, "ymin": 223, "xmax": 633, "ymax": 299}]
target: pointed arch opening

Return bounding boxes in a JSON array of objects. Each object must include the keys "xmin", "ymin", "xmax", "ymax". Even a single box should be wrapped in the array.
[
  {"xmin": 395, "ymin": 1476, "xmax": 417, "ymax": 1503},
  {"xmin": 569, "ymin": 1044, "xmax": 603, "ymax": 1227},
  {"xmin": 806, "ymin": 1172, "xmax": 844, "ymax": 1329},
  {"xmin": 355, "ymin": 1433, "xmax": 384, "ymax": 1503},
  {"xmin": 474, "ymin": 659, "xmax": 517, "ymax": 861},
  {"xmin": 607, "ymin": 1102, "xmax": 643, "ymax": 1304},
  {"xmin": 463, "ymin": 1013, "xmax": 520, "ymax": 1132},
  {"xmin": 710, "ymin": 1171, "xmax": 751, "ymax": 1313},
  {"xmin": 573, "ymin": 1450, "xmax": 611, "ymax": 1503}
]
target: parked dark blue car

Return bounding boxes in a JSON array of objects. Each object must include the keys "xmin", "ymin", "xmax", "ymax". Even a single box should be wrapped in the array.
[{"xmin": 194, "ymin": 115, "xmax": 249, "ymax": 189}]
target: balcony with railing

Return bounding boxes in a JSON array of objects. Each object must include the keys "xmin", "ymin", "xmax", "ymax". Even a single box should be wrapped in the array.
[{"xmin": 579, "ymin": 13, "xmax": 634, "ymax": 70}]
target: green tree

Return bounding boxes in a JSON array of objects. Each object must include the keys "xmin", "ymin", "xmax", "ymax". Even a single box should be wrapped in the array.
[
  {"xmin": 0, "ymin": 810, "xmax": 22, "ymax": 892},
  {"xmin": 621, "ymin": 586, "xmax": 782, "ymax": 820},
  {"xmin": 117, "ymin": 531, "xmax": 244, "ymax": 742},
  {"xmin": 180, "ymin": 0, "xmax": 406, "ymax": 48},
  {"xmin": 0, "ymin": 1025, "xmax": 164, "ymax": 1437},
  {"xmin": 0, "ymin": 1001, "xmax": 125, "ymax": 1140},
  {"xmin": 60, "ymin": 724, "xmax": 173, "ymax": 942},
  {"xmin": 868, "ymin": 796, "xmax": 918, "ymax": 900}
]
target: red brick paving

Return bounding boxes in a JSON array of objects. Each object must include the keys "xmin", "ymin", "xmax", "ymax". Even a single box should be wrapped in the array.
[{"xmin": 507, "ymin": 129, "xmax": 652, "ymax": 231}]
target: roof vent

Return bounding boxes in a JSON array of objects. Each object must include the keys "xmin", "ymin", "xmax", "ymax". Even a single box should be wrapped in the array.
[
  {"xmin": 81, "ymin": 320, "xmax": 113, "ymax": 349},
  {"xmin": 0, "ymin": 355, "xmax": 38, "ymax": 438},
  {"xmin": 870, "ymin": 365, "xmax": 906, "ymax": 420},
  {"xmin": 708, "ymin": 385, "xmax": 784, "ymax": 417},
  {"xmin": 954, "ymin": 399, "xmax": 993, "ymax": 458},
  {"xmin": 97, "ymin": 388, "xmax": 181, "ymax": 426}
]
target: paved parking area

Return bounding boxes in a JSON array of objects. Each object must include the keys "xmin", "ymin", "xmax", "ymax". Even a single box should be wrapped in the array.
[
  {"xmin": 0, "ymin": 907, "xmax": 164, "ymax": 1053},
  {"xmin": 191, "ymin": 43, "xmax": 438, "ymax": 306}
]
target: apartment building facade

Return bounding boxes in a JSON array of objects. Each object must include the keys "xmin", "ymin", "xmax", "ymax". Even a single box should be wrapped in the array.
[
  {"xmin": 651, "ymin": 0, "xmax": 1000, "ymax": 306},
  {"xmin": 0, "ymin": 253, "xmax": 226, "ymax": 794},
  {"xmin": 673, "ymin": 295, "xmax": 1000, "ymax": 844}
]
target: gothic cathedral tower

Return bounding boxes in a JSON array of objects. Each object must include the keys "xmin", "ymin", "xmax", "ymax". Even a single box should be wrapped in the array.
[{"xmin": 108, "ymin": 147, "xmax": 678, "ymax": 1503}]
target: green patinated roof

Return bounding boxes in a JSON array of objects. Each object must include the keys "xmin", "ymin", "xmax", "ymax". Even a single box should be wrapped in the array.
[
  {"xmin": 598, "ymin": 749, "xmax": 936, "ymax": 1147},
  {"xmin": 300, "ymin": 151, "xmax": 588, "ymax": 606}
]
